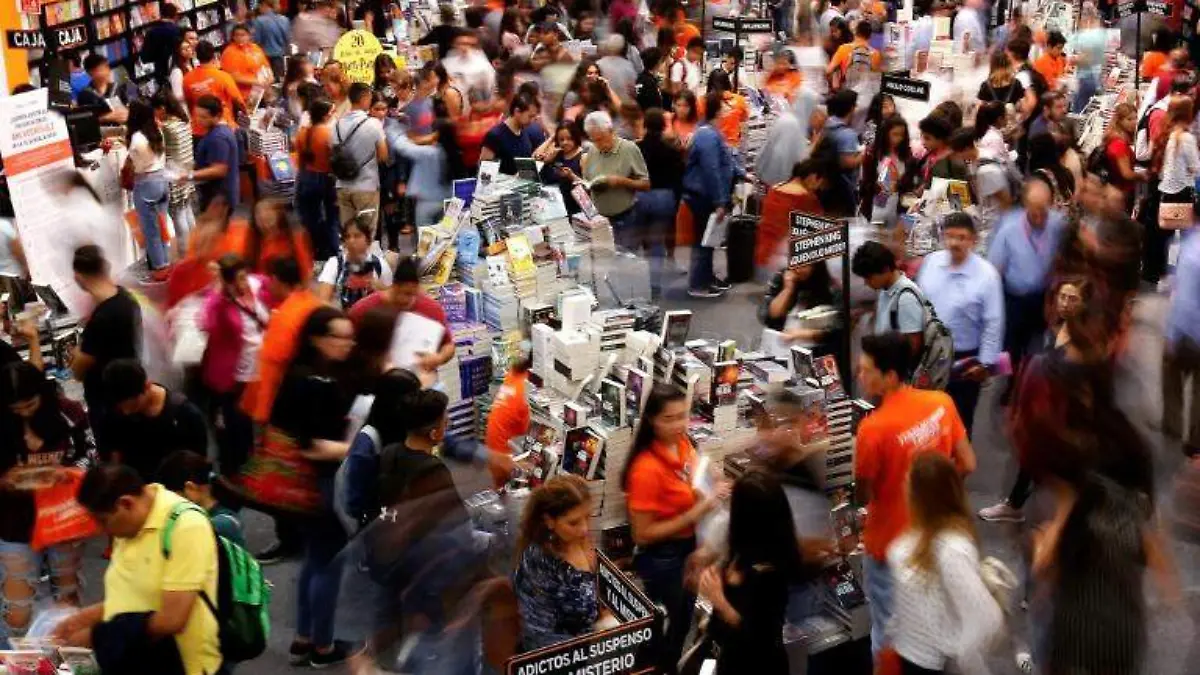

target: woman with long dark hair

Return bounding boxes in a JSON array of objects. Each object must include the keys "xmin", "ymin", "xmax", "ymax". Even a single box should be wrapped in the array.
[
  {"xmin": 700, "ymin": 471, "xmax": 812, "ymax": 675},
  {"xmin": 271, "ymin": 306, "xmax": 357, "ymax": 667},
  {"xmin": 666, "ymin": 89, "xmax": 699, "ymax": 147},
  {"xmin": 1028, "ymin": 132, "xmax": 1076, "ymax": 208},
  {"xmin": 125, "ymin": 99, "xmax": 171, "ymax": 277},
  {"xmin": 623, "ymin": 384, "xmax": 728, "ymax": 673},
  {"xmin": 514, "ymin": 474, "xmax": 602, "ymax": 650},
  {"xmin": 280, "ymin": 54, "xmax": 315, "ymax": 125},
  {"xmin": 341, "ymin": 365, "xmax": 421, "ymax": 529},
  {"xmin": 863, "ymin": 114, "xmax": 912, "ymax": 226},
  {"xmin": 168, "ymin": 37, "xmax": 195, "ymax": 103},
  {"xmin": 0, "ymin": 362, "xmax": 95, "ymax": 641},
  {"xmin": 889, "ymin": 453, "xmax": 1002, "ymax": 674},
  {"xmin": 757, "ymin": 159, "xmax": 826, "ymax": 267}
]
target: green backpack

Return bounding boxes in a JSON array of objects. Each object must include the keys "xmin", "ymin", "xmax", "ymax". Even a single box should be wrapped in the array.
[{"xmin": 162, "ymin": 502, "xmax": 271, "ymax": 663}]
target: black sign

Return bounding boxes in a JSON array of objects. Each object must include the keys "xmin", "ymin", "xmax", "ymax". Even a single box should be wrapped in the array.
[
  {"xmin": 44, "ymin": 22, "xmax": 87, "ymax": 50},
  {"xmin": 505, "ymin": 553, "xmax": 659, "ymax": 675},
  {"xmin": 711, "ymin": 16, "xmax": 738, "ymax": 31},
  {"xmin": 789, "ymin": 224, "xmax": 848, "ymax": 268},
  {"xmin": 739, "ymin": 18, "xmax": 774, "ymax": 33},
  {"xmin": 1112, "ymin": 0, "xmax": 1144, "ymax": 18},
  {"xmin": 789, "ymin": 212, "xmax": 840, "ymax": 238},
  {"xmin": 6, "ymin": 29, "xmax": 45, "ymax": 49},
  {"xmin": 881, "ymin": 74, "xmax": 931, "ymax": 102},
  {"xmin": 597, "ymin": 555, "xmax": 654, "ymax": 622},
  {"xmin": 1146, "ymin": 0, "xmax": 1171, "ymax": 15}
]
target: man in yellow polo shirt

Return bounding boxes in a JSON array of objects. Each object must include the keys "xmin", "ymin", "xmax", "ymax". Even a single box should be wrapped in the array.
[{"xmin": 53, "ymin": 465, "xmax": 222, "ymax": 675}]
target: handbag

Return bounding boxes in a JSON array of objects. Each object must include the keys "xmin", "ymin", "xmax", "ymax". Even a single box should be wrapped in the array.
[
  {"xmin": 231, "ymin": 425, "xmax": 323, "ymax": 515},
  {"xmin": 30, "ymin": 469, "xmax": 99, "ymax": 551},
  {"xmin": 119, "ymin": 156, "xmax": 135, "ymax": 192},
  {"xmin": 1159, "ymin": 200, "xmax": 1194, "ymax": 229}
]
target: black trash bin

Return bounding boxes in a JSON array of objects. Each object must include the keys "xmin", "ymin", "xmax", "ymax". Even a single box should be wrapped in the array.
[{"xmin": 726, "ymin": 215, "xmax": 757, "ymax": 283}]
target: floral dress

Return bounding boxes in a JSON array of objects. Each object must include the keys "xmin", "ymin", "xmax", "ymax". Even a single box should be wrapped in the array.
[{"xmin": 514, "ymin": 543, "xmax": 599, "ymax": 651}]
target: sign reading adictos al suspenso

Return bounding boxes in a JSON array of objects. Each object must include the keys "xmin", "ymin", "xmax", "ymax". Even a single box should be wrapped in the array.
[{"xmin": 333, "ymin": 29, "xmax": 384, "ymax": 84}]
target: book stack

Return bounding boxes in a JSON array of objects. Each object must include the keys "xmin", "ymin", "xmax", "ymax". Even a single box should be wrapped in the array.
[
  {"xmin": 530, "ymin": 322, "xmax": 556, "ymax": 385},
  {"xmin": 826, "ymin": 397, "xmax": 856, "ymax": 488},
  {"xmin": 598, "ymin": 378, "xmax": 626, "ymax": 429},
  {"xmin": 438, "ymin": 355, "xmax": 462, "ymax": 404},
  {"xmin": 595, "ymin": 423, "xmax": 633, "ymax": 528},
  {"xmin": 248, "ymin": 121, "xmax": 287, "ymax": 157},
  {"xmin": 570, "ymin": 213, "xmax": 615, "ymax": 254},
  {"xmin": 562, "ymin": 425, "xmax": 607, "ymax": 479},
  {"xmin": 482, "ymin": 282, "xmax": 520, "ymax": 332},
  {"xmin": 438, "ymin": 283, "xmax": 469, "ymax": 324},
  {"xmin": 446, "ymin": 398, "xmax": 477, "ymax": 440},
  {"xmin": 745, "ymin": 359, "xmax": 791, "ymax": 392},
  {"xmin": 550, "ymin": 330, "xmax": 600, "ymax": 393},
  {"xmin": 505, "ymin": 234, "xmax": 538, "ymax": 301},
  {"xmin": 535, "ymin": 260, "xmax": 560, "ymax": 301},
  {"xmin": 459, "ymin": 353, "xmax": 493, "ymax": 399},
  {"xmin": 590, "ymin": 309, "xmax": 635, "ymax": 361},
  {"xmin": 558, "ymin": 288, "xmax": 594, "ymax": 333},
  {"xmin": 624, "ymin": 367, "xmax": 650, "ymax": 429},
  {"xmin": 450, "ymin": 323, "xmax": 491, "ymax": 355},
  {"xmin": 709, "ymin": 360, "xmax": 740, "ymax": 433},
  {"xmin": 456, "ymin": 259, "xmax": 487, "ymax": 289},
  {"xmin": 674, "ymin": 355, "xmax": 713, "ymax": 408}
]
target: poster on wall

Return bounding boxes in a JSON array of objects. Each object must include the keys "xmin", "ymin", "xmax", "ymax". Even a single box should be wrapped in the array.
[{"xmin": 0, "ymin": 89, "xmax": 132, "ymax": 315}]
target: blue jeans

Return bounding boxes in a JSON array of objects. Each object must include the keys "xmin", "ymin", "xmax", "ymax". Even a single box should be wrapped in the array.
[
  {"xmin": 0, "ymin": 540, "xmax": 83, "ymax": 647},
  {"xmin": 296, "ymin": 477, "xmax": 347, "ymax": 648},
  {"xmin": 296, "ymin": 170, "xmax": 339, "ymax": 261},
  {"xmin": 633, "ymin": 189, "xmax": 675, "ymax": 296},
  {"xmin": 1073, "ymin": 71, "xmax": 1098, "ymax": 113},
  {"xmin": 634, "ymin": 537, "xmax": 696, "ymax": 674},
  {"xmin": 684, "ymin": 196, "xmax": 716, "ymax": 291},
  {"xmin": 133, "ymin": 172, "xmax": 170, "ymax": 269},
  {"xmin": 413, "ymin": 198, "xmax": 444, "ymax": 229},
  {"xmin": 863, "ymin": 555, "xmax": 894, "ymax": 655}
]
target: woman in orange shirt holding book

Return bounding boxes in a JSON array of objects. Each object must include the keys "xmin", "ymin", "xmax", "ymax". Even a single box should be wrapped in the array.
[{"xmin": 222, "ymin": 23, "xmax": 273, "ymax": 100}]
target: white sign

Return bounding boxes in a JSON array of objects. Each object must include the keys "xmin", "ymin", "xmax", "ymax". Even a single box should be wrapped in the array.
[{"xmin": 0, "ymin": 90, "xmax": 132, "ymax": 314}]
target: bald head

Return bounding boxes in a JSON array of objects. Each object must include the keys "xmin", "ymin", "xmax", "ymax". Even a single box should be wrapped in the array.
[{"xmin": 1024, "ymin": 179, "xmax": 1052, "ymax": 229}]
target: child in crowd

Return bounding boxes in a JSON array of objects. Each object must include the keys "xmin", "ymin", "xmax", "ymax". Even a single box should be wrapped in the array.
[{"xmin": 157, "ymin": 449, "xmax": 246, "ymax": 546}]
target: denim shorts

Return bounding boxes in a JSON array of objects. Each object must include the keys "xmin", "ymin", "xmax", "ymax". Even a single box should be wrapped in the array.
[{"xmin": 0, "ymin": 539, "xmax": 83, "ymax": 645}]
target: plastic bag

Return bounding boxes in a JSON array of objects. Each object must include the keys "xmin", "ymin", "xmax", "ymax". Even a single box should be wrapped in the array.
[{"xmin": 25, "ymin": 605, "xmax": 76, "ymax": 639}]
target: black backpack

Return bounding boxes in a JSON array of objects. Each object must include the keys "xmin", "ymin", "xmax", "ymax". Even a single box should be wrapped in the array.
[{"xmin": 331, "ymin": 117, "xmax": 372, "ymax": 181}]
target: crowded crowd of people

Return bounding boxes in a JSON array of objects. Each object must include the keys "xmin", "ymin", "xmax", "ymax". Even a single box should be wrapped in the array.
[{"xmin": 0, "ymin": 0, "xmax": 1197, "ymax": 673}]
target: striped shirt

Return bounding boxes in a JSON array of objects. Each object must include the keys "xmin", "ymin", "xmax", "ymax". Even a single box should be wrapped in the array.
[{"xmin": 162, "ymin": 117, "xmax": 196, "ymax": 207}]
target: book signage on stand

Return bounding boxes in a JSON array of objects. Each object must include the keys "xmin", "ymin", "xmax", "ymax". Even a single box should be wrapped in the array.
[
  {"xmin": 880, "ymin": 73, "xmax": 931, "ymax": 102},
  {"xmin": 505, "ymin": 552, "xmax": 660, "ymax": 675},
  {"xmin": 789, "ymin": 212, "xmax": 853, "ymax": 395}
]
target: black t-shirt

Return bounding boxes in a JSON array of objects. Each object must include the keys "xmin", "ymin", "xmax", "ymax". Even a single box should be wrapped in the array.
[
  {"xmin": 108, "ymin": 388, "xmax": 207, "ymax": 480},
  {"xmin": 634, "ymin": 71, "xmax": 669, "ymax": 112},
  {"xmin": 977, "ymin": 78, "xmax": 1026, "ymax": 107},
  {"xmin": 482, "ymin": 122, "xmax": 536, "ymax": 175},
  {"xmin": 637, "ymin": 135, "xmax": 684, "ymax": 194},
  {"xmin": 270, "ymin": 366, "xmax": 353, "ymax": 474},
  {"xmin": 80, "ymin": 288, "xmax": 142, "ymax": 405},
  {"xmin": 0, "ymin": 339, "xmax": 20, "ymax": 369}
]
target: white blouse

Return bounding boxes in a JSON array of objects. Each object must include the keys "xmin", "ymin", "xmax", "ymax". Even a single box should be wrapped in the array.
[
  {"xmin": 129, "ymin": 130, "xmax": 165, "ymax": 174},
  {"xmin": 887, "ymin": 530, "xmax": 1003, "ymax": 672},
  {"xmin": 1160, "ymin": 129, "xmax": 1200, "ymax": 195}
]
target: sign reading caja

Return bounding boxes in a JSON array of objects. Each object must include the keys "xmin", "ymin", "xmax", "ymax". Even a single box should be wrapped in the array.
[
  {"xmin": 333, "ymin": 29, "xmax": 384, "ymax": 84},
  {"xmin": 506, "ymin": 553, "xmax": 660, "ymax": 675}
]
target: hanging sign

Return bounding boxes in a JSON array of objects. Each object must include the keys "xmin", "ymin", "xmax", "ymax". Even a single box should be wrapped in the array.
[
  {"xmin": 789, "ymin": 224, "xmax": 848, "ymax": 268},
  {"xmin": 43, "ymin": 21, "xmax": 87, "ymax": 50},
  {"xmin": 332, "ymin": 29, "xmax": 384, "ymax": 83},
  {"xmin": 710, "ymin": 16, "xmax": 773, "ymax": 33},
  {"xmin": 1111, "ymin": 0, "xmax": 1144, "ymax": 19},
  {"xmin": 881, "ymin": 73, "xmax": 931, "ymax": 102},
  {"xmin": 1146, "ymin": 0, "xmax": 1172, "ymax": 15},
  {"xmin": 504, "ymin": 553, "xmax": 660, "ymax": 675},
  {"xmin": 6, "ymin": 29, "xmax": 45, "ymax": 49}
]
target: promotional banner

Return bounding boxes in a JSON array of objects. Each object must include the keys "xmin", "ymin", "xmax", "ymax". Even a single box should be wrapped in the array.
[
  {"xmin": 333, "ymin": 29, "xmax": 384, "ymax": 83},
  {"xmin": 0, "ymin": 89, "xmax": 131, "ymax": 314}
]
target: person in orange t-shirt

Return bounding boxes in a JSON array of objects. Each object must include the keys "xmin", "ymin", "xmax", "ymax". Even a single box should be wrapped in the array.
[
  {"xmin": 624, "ymin": 385, "xmax": 730, "ymax": 673},
  {"xmin": 853, "ymin": 333, "xmax": 975, "ymax": 658},
  {"xmin": 706, "ymin": 72, "xmax": 749, "ymax": 147},
  {"xmin": 763, "ymin": 51, "xmax": 803, "ymax": 102},
  {"xmin": 183, "ymin": 41, "xmax": 245, "ymax": 136},
  {"xmin": 672, "ymin": 12, "xmax": 700, "ymax": 52},
  {"xmin": 484, "ymin": 361, "xmax": 531, "ymax": 487},
  {"xmin": 240, "ymin": 258, "xmax": 322, "ymax": 424},
  {"xmin": 1033, "ymin": 30, "xmax": 1068, "ymax": 89},
  {"xmin": 827, "ymin": 21, "xmax": 881, "ymax": 88},
  {"xmin": 221, "ymin": 23, "xmax": 273, "ymax": 99}
]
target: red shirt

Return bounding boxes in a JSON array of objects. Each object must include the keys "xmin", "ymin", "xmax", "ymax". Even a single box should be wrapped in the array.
[
  {"xmin": 1105, "ymin": 136, "xmax": 1135, "ymax": 193},
  {"xmin": 349, "ymin": 291, "xmax": 454, "ymax": 348},
  {"xmin": 854, "ymin": 387, "xmax": 967, "ymax": 560}
]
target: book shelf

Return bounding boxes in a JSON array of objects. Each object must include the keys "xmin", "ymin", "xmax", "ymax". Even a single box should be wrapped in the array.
[{"xmin": 36, "ymin": 0, "xmax": 229, "ymax": 85}]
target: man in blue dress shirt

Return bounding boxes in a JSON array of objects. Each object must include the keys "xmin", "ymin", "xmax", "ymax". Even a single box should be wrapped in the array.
[
  {"xmin": 918, "ymin": 213, "xmax": 1005, "ymax": 436},
  {"xmin": 987, "ymin": 180, "xmax": 1065, "ymax": 369},
  {"xmin": 1164, "ymin": 231, "xmax": 1200, "ymax": 457}
]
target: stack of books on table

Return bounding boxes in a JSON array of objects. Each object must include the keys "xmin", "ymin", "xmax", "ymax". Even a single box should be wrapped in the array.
[
  {"xmin": 482, "ymin": 282, "xmax": 520, "ymax": 332},
  {"xmin": 550, "ymin": 330, "xmax": 600, "ymax": 393},
  {"xmin": 571, "ymin": 214, "xmax": 615, "ymax": 254},
  {"xmin": 438, "ymin": 283, "xmax": 469, "ymax": 324},
  {"xmin": 438, "ymin": 355, "xmax": 462, "ymax": 404},
  {"xmin": 446, "ymin": 398, "xmax": 477, "ymax": 440},
  {"xmin": 459, "ymin": 353, "xmax": 493, "ymax": 399},
  {"xmin": 530, "ymin": 322, "xmax": 557, "ymax": 386},
  {"xmin": 595, "ymin": 422, "xmax": 634, "ymax": 528},
  {"xmin": 590, "ymin": 309, "xmax": 636, "ymax": 361}
]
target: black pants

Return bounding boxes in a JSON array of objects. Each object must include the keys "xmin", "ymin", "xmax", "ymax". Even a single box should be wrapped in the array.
[
  {"xmin": 634, "ymin": 537, "xmax": 696, "ymax": 674},
  {"xmin": 1008, "ymin": 468, "xmax": 1034, "ymax": 508},
  {"xmin": 946, "ymin": 349, "xmax": 981, "ymax": 438},
  {"xmin": 1003, "ymin": 291, "xmax": 1046, "ymax": 371},
  {"xmin": 900, "ymin": 658, "xmax": 943, "ymax": 675}
]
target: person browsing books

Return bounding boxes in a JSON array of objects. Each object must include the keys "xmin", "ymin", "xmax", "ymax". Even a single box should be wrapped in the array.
[
  {"xmin": 484, "ymin": 355, "xmax": 532, "ymax": 488},
  {"xmin": 579, "ymin": 111, "xmax": 650, "ymax": 250},
  {"xmin": 623, "ymin": 384, "xmax": 729, "ymax": 673}
]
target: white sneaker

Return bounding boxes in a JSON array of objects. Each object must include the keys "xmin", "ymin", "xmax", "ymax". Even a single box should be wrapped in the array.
[
  {"xmin": 1016, "ymin": 652, "xmax": 1034, "ymax": 674},
  {"xmin": 978, "ymin": 501, "xmax": 1025, "ymax": 523}
]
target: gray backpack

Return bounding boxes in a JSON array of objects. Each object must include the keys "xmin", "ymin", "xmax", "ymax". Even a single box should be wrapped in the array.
[{"xmin": 889, "ymin": 286, "xmax": 954, "ymax": 390}]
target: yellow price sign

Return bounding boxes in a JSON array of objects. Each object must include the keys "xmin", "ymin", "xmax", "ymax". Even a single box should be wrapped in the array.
[{"xmin": 332, "ymin": 29, "xmax": 384, "ymax": 84}]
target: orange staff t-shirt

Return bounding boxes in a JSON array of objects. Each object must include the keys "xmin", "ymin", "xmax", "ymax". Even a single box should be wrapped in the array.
[
  {"xmin": 854, "ymin": 386, "xmax": 967, "ymax": 560},
  {"xmin": 485, "ymin": 369, "xmax": 531, "ymax": 487},
  {"xmin": 221, "ymin": 42, "xmax": 272, "ymax": 99},
  {"xmin": 182, "ymin": 64, "xmax": 245, "ymax": 136},
  {"xmin": 625, "ymin": 437, "xmax": 699, "ymax": 536}
]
